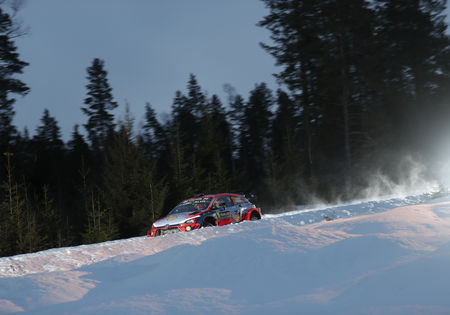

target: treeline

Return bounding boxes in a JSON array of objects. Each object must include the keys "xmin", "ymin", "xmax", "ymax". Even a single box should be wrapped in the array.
[{"xmin": 1, "ymin": 0, "xmax": 450, "ymax": 257}]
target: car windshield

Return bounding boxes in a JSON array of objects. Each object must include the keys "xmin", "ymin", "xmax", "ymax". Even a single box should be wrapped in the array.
[{"xmin": 169, "ymin": 197, "xmax": 212, "ymax": 215}]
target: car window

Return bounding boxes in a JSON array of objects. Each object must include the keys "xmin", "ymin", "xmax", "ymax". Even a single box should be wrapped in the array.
[
  {"xmin": 169, "ymin": 197, "xmax": 212, "ymax": 214},
  {"xmin": 214, "ymin": 196, "xmax": 234, "ymax": 208},
  {"xmin": 232, "ymin": 196, "xmax": 247, "ymax": 205}
]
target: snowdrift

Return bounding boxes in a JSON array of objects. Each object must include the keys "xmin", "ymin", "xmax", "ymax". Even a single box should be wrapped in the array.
[{"xmin": 1, "ymin": 194, "xmax": 450, "ymax": 314}]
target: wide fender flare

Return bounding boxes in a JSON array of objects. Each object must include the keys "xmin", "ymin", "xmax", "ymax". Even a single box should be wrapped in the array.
[{"xmin": 244, "ymin": 208, "xmax": 261, "ymax": 221}]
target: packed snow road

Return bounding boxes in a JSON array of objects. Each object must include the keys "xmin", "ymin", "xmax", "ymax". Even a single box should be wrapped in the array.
[{"xmin": 1, "ymin": 192, "xmax": 450, "ymax": 314}]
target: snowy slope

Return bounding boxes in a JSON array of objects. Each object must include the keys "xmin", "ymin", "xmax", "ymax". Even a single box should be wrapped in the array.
[{"xmin": 2, "ymin": 193, "xmax": 450, "ymax": 314}]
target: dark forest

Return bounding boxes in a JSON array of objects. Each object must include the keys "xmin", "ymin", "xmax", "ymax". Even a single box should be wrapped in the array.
[{"xmin": 1, "ymin": 0, "xmax": 450, "ymax": 257}]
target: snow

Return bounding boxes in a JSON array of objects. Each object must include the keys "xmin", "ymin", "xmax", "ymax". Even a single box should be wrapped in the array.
[{"xmin": 2, "ymin": 192, "xmax": 450, "ymax": 314}]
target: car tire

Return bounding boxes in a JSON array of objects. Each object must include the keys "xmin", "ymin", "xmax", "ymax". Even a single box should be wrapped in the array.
[
  {"xmin": 202, "ymin": 219, "xmax": 215, "ymax": 227},
  {"xmin": 250, "ymin": 212, "xmax": 261, "ymax": 221}
]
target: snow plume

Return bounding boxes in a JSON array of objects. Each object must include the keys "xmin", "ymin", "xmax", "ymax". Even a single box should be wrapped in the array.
[
  {"xmin": 358, "ymin": 155, "xmax": 439, "ymax": 200},
  {"xmin": 264, "ymin": 178, "xmax": 329, "ymax": 214},
  {"xmin": 267, "ymin": 155, "xmax": 440, "ymax": 214}
]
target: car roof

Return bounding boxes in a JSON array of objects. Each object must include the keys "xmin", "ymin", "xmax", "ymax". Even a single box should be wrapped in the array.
[{"xmin": 191, "ymin": 193, "xmax": 245, "ymax": 199}]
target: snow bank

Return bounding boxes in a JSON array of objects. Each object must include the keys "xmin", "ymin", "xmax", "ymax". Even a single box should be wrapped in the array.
[{"xmin": 1, "ymin": 193, "xmax": 450, "ymax": 314}]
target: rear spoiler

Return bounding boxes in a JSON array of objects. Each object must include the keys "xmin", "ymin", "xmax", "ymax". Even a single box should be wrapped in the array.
[{"xmin": 239, "ymin": 192, "xmax": 257, "ymax": 203}]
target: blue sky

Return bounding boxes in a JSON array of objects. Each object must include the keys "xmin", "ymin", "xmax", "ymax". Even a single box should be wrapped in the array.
[
  {"xmin": 13, "ymin": 0, "xmax": 278, "ymax": 140},
  {"xmin": 11, "ymin": 0, "xmax": 450, "ymax": 141}
]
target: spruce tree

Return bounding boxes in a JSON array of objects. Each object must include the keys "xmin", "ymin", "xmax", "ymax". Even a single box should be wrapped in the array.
[
  {"xmin": 65, "ymin": 125, "xmax": 92, "ymax": 240},
  {"xmin": 39, "ymin": 184, "xmax": 63, "ymax": 248},
  {"xmin": 0, "ymin": 7, "xmax": 29, "ymax": 153},
  {"xmin": 170, "ymin": 74, "xmax": 206, "ymax": 154},
  {"xmin": 171, "ymin": 90, "xmax": 195, "ymax": 150},
  {"xmin": 82, "ymin": 187, "xmax": 117, "ymax": 244},
  {"xmin": 259, "ymin": 0, "xmax": 323, "ymax": 181},
  {"xmin": 374, "ymin": 0, "xmax": 450, "ymax": 150},
  {"xmin": 271, "ymin": 90, "xmax": 298, "ymax": 160},
  {"xmin": 20, "ymin": 181, "xmax": 42, "ymax": 254},
  {"xmin": 186, "ymin": 73, "xmax": 206, "ymax": 118},
  {"xmin": 82, "ymin": 58, "xmax": 118, "ymax": 151},
  {"xmin": 317, "ymin": 0, "xmax": 376, "ymax": 191},
  {"xmin": 34, "ymin": 109, "xmax": 64, "ymax": 151},
  {"xmin": 67, "ymin": 124, "xmax": 90, "ymax": 166},
  {"xmin": 239, "ymin": 83, "xmax": 273, "ymax": 189},
  {"xmin": 140, "ymin": 102, "xmax": 167, "ymax": 161},
  {"xmin": 103, "ymin": 112, "xmax": 168, "ymax": 237},
  {"xmin": 227, "ymin": 92, "xmax": 245, "ymax": 175},
  {"xmin": 167, "ymin": 126, "xmax": 196, "ymax": 204},
  {"xmin": 268, "ymin": 90, "xmax": 305, "ymax": 204},
  {"xmin": 198, "ymin": 94, "xmax": 232, "ymax": 192},
  {"xmin": 0, "ymin": 152, "xmax": 41, "ymax": 256},
  {"xmin": 31, "ymin": 109, "xmax": 65, "ymax": 211},
  {"xmin": 259, "ymin": 0, "xmax": 381, "ymax": 196}
]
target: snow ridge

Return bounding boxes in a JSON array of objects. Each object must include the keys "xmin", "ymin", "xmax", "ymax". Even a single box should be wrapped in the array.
[{"xmin": 0, "ymin": 192, "xmax": 436, "ymax": 278}]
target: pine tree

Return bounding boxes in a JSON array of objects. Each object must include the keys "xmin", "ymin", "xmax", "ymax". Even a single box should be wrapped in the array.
[
  {"xmin": 30, "ymin": 109, "xmax": 65, "ymax": 216},
  {"xmin": 0, "ymin": 152, "xmax": 41, "ymax": 256},
  {"xmin": 224, "ymin": 85, "xmax": 245, "ymax": 169},
  {"xmin": 165, "ymin": 75, "xmax": 212, "ymax": 200},
  {"xmin": 167, "ymin": 126, "xmax": 196, "ymax": 204},
  {"xmin": 268, "ymin": 90, "xmax": 305, "ymax": 204},
  {"xmin": 259, "ymin": 0, "xmax": 324, "ymax": 181},
  {"xmin": 374, "ymin": 0, "xmax": 450, "ymax": 150},
  {"xmin": 67, "ymin": 124, "xmax": 90, "ymax": 173},
  {"xmin": 0, "ymin": 151, "xmax": 15, "ymax": 256},
  {"xmin": 21, "ymin": 179, "xmax": 42, "ymax": 253},
  {"xmin": 186, "ymin": 73, "xmax": 207, "ymax": 118},
  {"xmin": 271, "ymin": 90, "xmax": 298, "ymax": 160},
  {"xmin": 198, "ymin": 94, "xmax": 232, "ymax": 192},
  {"xmin": 34, "ymin": 109, "xmax": 64, "ymax": 151},
  {"xmin": 103, "ymin": 112, "xmax": 168, "ymax": 237},
  {"xmin": 259, "ymin": 0, "xmax": 381, "ymax": 196},
  {"xmin": 39, "ymin": 184, "xmax": 63, "ymax": 248},
  {"xmin": 82, "ymin": 58, "xmax": 118, "ymax": 151},
  {"xmin": 171, "ymin": 90, "xmax": 194, "ymax": 150},
  {"xmin": 82, "ymin": 187, "xmax": 117, "ymax": 244},
  {"xmin": 317, "ymin": 0, "xmax": 376, "ymax": 192},
  {"xmin": 140, "ymin": 102, "xmax": 167, "ymax": 161},
  {"xmin": 239, "ymin": 83, "xmax": 273, "ymax": 189},
  {"xmin": 170, "ymin": 74, "xmax": 207, "ymax": 154},
  {"xmin": 65, "ymin": 125, "xmax": 92, "ymax": 240},
  {"xmin": 0, "ymin": 7, "xmax": 29, "ymax": 153}
]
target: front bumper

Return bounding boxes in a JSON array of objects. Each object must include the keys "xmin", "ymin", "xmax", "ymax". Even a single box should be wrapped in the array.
[{"xmin": 147, "ymin": 222, "xmax": 201, "ymax": 237}]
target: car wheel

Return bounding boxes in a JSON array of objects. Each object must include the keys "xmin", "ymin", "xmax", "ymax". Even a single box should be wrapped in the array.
[
  {"xmin": 202, "ymin": 219, "xmax": 215, "ymax": 227},
  {"xmin": 250, "ymin": 212, "xmax": 261, "ymax": 221}
]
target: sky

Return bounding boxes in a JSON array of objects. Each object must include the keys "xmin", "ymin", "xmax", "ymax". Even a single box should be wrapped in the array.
[
  {"xmin": 9, "ymin": 1, "xmax": 450, "ymax": 141},
  {"xmin": 12, "ymin": 0, "xmax": 279, "ymax": 140}
]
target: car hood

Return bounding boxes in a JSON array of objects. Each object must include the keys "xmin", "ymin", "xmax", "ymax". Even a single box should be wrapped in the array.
[{"xmin": 153, "ymin": 212, "xmax": 197, "ymax": 228}]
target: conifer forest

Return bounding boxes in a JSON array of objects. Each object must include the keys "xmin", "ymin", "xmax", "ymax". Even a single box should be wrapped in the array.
[{"xmin": 1, "ymin": 0, "xmax": 450, "ymax": 257}]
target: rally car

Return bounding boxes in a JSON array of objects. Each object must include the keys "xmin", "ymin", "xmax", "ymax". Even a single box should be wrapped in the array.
[{"xmin": 147, "ymin": 193, "xmax": 262, "ymax": 237}]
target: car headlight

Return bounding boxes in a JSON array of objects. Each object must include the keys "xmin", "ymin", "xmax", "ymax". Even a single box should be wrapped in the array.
[{"xmin": 184, "ymin": 216, "xmax": 199, "ymax": 224}]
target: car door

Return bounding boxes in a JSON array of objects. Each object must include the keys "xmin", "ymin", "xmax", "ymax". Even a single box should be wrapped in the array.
[
  {"xmin": 224, "ymin": 195, "xmax": 241, "ymax": 222},
  {"xmin": 231, "ymin": 195, "xmax": 252, "ymax": 222},
  {"xmin": 213, "ymin": 195, "xmax": 237, "ymax": 225}
]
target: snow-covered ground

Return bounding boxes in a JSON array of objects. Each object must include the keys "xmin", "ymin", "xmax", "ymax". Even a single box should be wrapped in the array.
[{"xmin": 2, "ymin": 192, "xmax": 450, "ymax": 314}]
